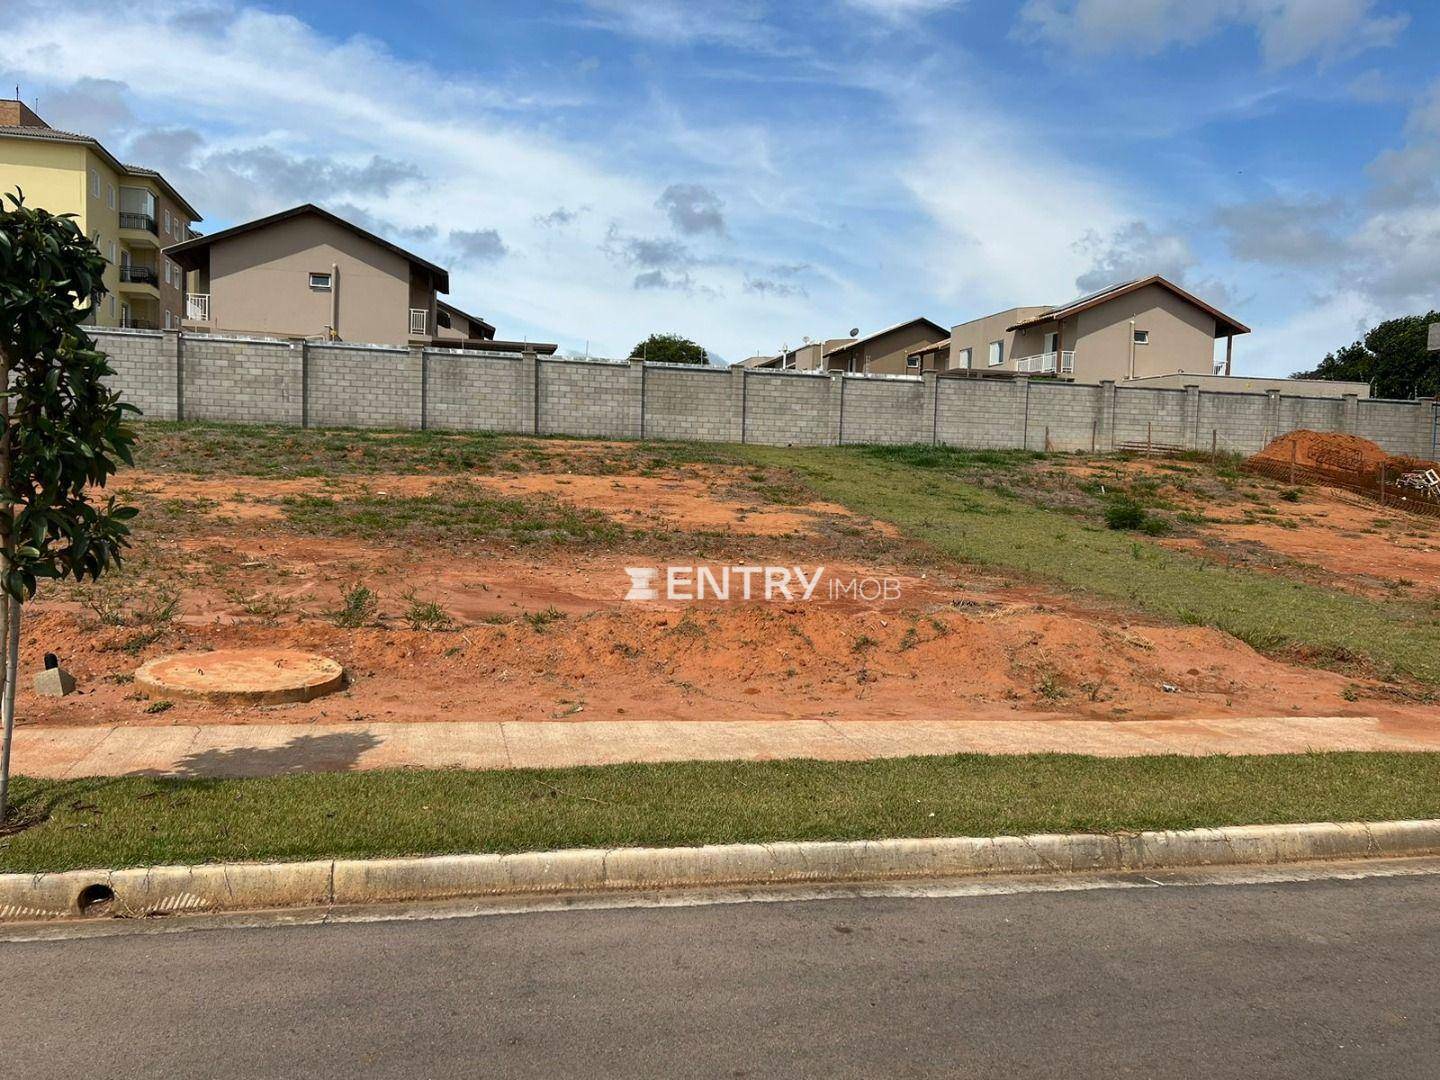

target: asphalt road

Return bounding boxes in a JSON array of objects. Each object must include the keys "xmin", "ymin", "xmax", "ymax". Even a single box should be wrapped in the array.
[{"xmin": 7, "ymin": 866, "xmax": 1440, "ymax": 1079}]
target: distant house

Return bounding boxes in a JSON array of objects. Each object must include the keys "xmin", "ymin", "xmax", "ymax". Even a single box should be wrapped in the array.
[
  {"xmin": 435, "ymin": 299, "xmax": 495, "ymax": 344},
  {"xmin": 741, "ymin": 338, "xmax": 857, "ymax": 371},
  {"xmin": 166, "ymin": 203, "xmax": 556, "ymax": 352},
  {"xmin": 822, "ymin": 318, "xmax": 949, "ymax": 374},
  {"xmin": 948, "ymin": 277, "xmax": 1248, "ymax": 383}
]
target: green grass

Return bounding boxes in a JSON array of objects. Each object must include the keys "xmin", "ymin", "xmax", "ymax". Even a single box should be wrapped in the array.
[
  {"xmin": 5, "ymin": 752, "xmax": 1440, "ymax": 873},
  {"xmin": 135, "ymin": 422, "xmax": 509, "ymax": 476},
  {"xmin": 279, "ymin": 482, "xmax": 626, "ymax": 546},
  {"xmin": 736, "ymin": 444, "xmax": 1440, "ymax": 684}
]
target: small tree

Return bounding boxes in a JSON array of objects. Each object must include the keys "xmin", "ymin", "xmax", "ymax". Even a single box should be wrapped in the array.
[
  {"xmin": 0, "ymin": 190, "xmax": 138, "ymax": 821},
  {"xmin": 629, "ymin": 332, "xmax": 708, "ymax": 366}
]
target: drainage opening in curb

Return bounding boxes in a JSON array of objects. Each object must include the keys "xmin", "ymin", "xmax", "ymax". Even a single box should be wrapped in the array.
[{"xmin": 75, "ymin": 883, "xmax": 115, "ymax": 917}]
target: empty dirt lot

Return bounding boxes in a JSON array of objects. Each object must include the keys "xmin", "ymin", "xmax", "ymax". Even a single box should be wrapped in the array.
[{"xmin": 13, "ymin": 425, "xmax": 1440, "ymax": 734}]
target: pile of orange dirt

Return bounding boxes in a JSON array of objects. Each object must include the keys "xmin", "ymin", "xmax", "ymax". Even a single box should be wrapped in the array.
[{"xmin": 1252, "ymin": 430, "xmax": 1432, "ymax": 477}]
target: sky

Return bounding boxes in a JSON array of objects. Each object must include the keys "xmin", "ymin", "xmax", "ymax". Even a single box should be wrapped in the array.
[{"xmin": 2, "ymin": 0, "xmax": 1436, "ymax": 371}]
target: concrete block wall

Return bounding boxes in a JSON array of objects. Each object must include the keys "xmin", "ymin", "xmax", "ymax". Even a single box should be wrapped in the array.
[
  {"xmin": 1196, "ymin": 391, "xmax": 1269, "ymax": 453},
  {"xmin": 306, "ymin": 343, "xmax": 421, "ymax": 429},
  {"xmin": 1277, "ymin": 395, "xmax": 1345, "ymax": 440},
  {"xmin": 743, "ymin": 370, "xmax": 832, "ymax": 445},
  {"xmin": 839, "ymin": 376, "xmax": 927, "ymax": 444},
  {"xmin": 180, "ymin": 334, "xmax": 303, "ymax": 425},
  {"xmin": 644, "ymin": 364, "xmax": 733, "ymax": 442},
  {"xmin": 936, "ymin": 378, "xmax": 1027, "ymax": 449},
  {"xmin": 90, "ymin": 329, "xmax": 1438, "ymax": 459},
  {"xmin": 1358, "ymin": 399, "xmax": 1433, "ymax": 457},
  {"xmin": 94, "ymin": 329, "xmax": 178, "ymax": 421},
  {"xmin": 1024, "ymin": 381, "xmax": 1102, "ymax": 451},
  {"xmin": 538, "ymin": 358, "xmax": 639, "ymax": 439},
  {"xmin": 1114, "ymin": 386, "xmax": 1188, "ymax": 448},
  {"xmin": 426, "ymin": 351, "xmax": 528, "ymax": 433}
]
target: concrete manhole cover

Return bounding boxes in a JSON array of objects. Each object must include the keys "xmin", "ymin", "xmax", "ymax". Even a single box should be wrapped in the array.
[{"xmin": 134, "ymin": 649, "xmax": 346, "ymax": 705}]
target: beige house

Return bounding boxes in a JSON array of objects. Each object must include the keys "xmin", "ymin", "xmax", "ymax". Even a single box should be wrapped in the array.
[
  {"xmin": 741, "ymin": 338, "xmax": 856, "ymax": 370},
  {"xmin": 823, "ymin": 318, "xmax": 949, "ymax": 374},
  {"xmin": 170, "ymin": 204, "xmax": 451, "ymax": 348},
  {"xmin": 949, "ymin": 277, "xmax": 1249, "ymax": 383}
]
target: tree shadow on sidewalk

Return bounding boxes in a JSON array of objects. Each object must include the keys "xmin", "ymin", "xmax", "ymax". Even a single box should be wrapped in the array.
[{"xmin": 135, "ymin": 730, "xmax": 385, "ymax": 780}]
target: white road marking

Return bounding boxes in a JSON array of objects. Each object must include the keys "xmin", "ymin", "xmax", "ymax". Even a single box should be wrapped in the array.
[{"xmin": 7, "ymin": 856, "xmax": 1440, "ymax": 944}]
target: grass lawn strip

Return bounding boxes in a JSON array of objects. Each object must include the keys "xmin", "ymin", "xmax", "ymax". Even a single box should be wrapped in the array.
[{"xmin": 6, "ymin": 752, "xmax": 1440, "ymax": 873}]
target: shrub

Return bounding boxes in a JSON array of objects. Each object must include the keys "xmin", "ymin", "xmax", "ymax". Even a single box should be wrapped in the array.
[{"xmin": 1104, "ymin": 500, "xmax": 1148, "ymax": 530}]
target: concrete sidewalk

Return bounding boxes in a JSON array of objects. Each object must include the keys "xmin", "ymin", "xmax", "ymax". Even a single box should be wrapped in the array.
[{"xmin": 12, "ymin": 714, "xmax": 1439, "ymax": 779}]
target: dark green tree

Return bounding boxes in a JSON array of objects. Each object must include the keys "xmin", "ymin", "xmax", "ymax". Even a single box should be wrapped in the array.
[
  {"xmin": 1293, "ymin": 311, "xmax": 1440, "ymax": 400},
  {"xmin": 0, "ymin": 190, "xmax": 138, "ymax": 821},
  {"xmin": 628, "ymin": 332, "xmax": 709, "ymax": 365}
]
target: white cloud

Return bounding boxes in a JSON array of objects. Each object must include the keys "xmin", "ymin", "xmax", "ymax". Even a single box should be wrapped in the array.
[
  {"xmin": 1015, "ymin": 0, "xmax": 1407, "ymax": 67},
  {"xmin": 575, "ymin": 0, "xmax": 776, "ymax": 50},
  {"xmin": 840, "ymin": 0, "xmax": 962, "ymax": 18}
]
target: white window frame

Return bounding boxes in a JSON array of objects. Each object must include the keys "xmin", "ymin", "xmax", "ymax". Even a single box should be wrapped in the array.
[
  {"xmin": 90, "ymin": 169, "xmax": 100, "ymax": 198},
  {"xmin": 309, "ymin": 272, "xmax": 332, "ymax": 290},
  {"xmin": 409, "ymin": 308, "xmax": 428, "ymax": 336},
  {"xmin": 988, "ymin": 340, "xmax": 1003, "ymax": 367},
  {"xmin": 1133, "ymin": 328, "xmax": 1150, "ymax": 345},
  {"xmin": 106, "ymin": 184, "xmax": 115, "ymax": 210},
  {"xmin": 956, "ymin": 347, "xmax": 972, "ymax": 370},
  {"xmin": 906, "ymin": 354, "xmax": 921, "ymax": 370},
  {"xmin": 164, "ymin": 209, "xmax": 171, "ymax": 235}
]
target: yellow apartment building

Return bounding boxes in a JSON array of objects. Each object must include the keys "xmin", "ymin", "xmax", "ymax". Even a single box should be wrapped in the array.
[{"xmin": 0, "ymin": 98, "xmax": 201, "ymax": 330}]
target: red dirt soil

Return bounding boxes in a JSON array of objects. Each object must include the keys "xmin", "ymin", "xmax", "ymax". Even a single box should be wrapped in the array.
[{"xmin": 14, "ymin": 459, "xmax": 1438, "ymax": 733}]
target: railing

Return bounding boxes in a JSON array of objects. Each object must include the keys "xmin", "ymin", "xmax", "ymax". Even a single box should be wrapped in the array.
[
  {"xmin": 119, "ymin": 212, "xmax": 156, "ymax": 234},
  {"xmin": 119, "ymin": 315, "xmax": 158, "ymax": 330},
  {"xmin": 186, "ymin": 294, "xmax": 211, "ymax": 321},
  {"xmin": 1013, "ymin": 350, "xmax": 1075, "ymax": 374},
  {"xmin": 118, "ymin": 264, "xmax": 158, "ymax": 285},
  {"xmin": 409, "ymin": 308, "xmax": 428, "ymax": 336}
]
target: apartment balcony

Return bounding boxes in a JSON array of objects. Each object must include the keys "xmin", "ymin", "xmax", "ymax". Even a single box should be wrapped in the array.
[
  {"xmin": 116, "ymin": 263, "xmax": 160, "ymax": 302},
  {"xmin": 186, "ymin": 293, "xmax": 211, "ymax": 323},
  {"xmin": 119, "ymin": 263, "xmax": 158, "ymax": 285},
  {"xmin": 118, "ymin": 314, "xmax": 159, "ymax": 330},
  {"xmin": 1013, "ymin": 350, "xmax": 1075, "ymax": 375},
  {"xmin": 118, "ymin": 211, "xmax": 160, "ymax": 247}
]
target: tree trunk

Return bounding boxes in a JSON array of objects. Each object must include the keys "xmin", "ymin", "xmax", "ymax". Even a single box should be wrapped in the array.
[
  {"xmin": 0, "ymin": 346, "xmax": 10, "ymax": 822},
  {"xmin": 0, "ymin": 596, "xmax": 9, "ymax": 824}
]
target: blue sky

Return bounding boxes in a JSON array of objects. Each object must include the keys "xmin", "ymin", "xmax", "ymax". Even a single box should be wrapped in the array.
[{"xmin": 4, "ymin": 0, "xmax": 1437, "ymax": 371}]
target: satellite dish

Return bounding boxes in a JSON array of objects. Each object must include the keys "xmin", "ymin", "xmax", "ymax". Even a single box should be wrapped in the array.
[
  {"xmin": 849, "ymin": 327, "xmax": 860, "ymax": 338},
  {"xmin": 802, "ymin": 335, "xmax": 811, "ymax": 344}
]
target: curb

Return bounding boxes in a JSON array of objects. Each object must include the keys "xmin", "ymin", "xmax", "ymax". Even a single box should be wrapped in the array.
[{"xmin": 5, "ymin": 818, "xmax": 1440, "ymax": 921}]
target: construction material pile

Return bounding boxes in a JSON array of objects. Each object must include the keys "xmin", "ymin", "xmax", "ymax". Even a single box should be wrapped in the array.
[
  {"xmin": 1253, "ymin": 430, "xmax": 1430, "ymax": 478},
  {"xmin": 1249, "ymin": 430, "xmax": 1440, "ymax": 513}
]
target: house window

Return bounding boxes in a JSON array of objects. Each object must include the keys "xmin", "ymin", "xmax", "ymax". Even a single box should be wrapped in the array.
[
  {"xmin": 907, "ymin": 354, "xmax": 921, "ymax": 369},
  {"xmin": 956, "ymin": 347, "xmax": 972, "ymax": 370},
  {"xmin": 437, "ymin": 309, "xmax": 452, "ymax": 330},
  {"xmin": 1133, "ymin": 329, "xmax": 1150, "ymax": 345},
  {"xmin": 409, "ymin": 308, "xmax": 428, "ymax": 336},
  {"xmin": 988, "ymin": 340, "xmax": 1003, "ymax": 367},
  {"xmin": 309, "ymin": 272, "xmax": 332, "ymax": 290},
  {"xmin": 109, "ymin": 240, "xmax": 116, "ymax": 263},
  {"xmin": 90, "ymin": 169, "xmax": 100, "ymax": 198},
  {"xmin": 164, "ymin": 209, "xmax": 171, "ymax": 235},
  {"xmin": 106, "ymin": 184, "xmax": 115, "ymax": 210}
]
